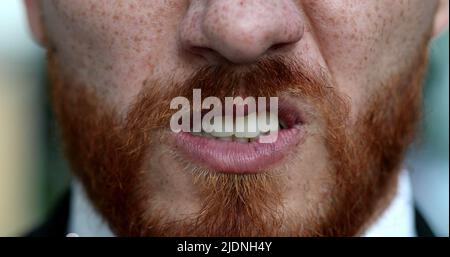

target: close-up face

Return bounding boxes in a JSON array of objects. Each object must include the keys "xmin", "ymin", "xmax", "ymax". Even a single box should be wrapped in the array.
[{"xmin": 25, "ymin": 0, "xmax": 447, "ymax": 236}]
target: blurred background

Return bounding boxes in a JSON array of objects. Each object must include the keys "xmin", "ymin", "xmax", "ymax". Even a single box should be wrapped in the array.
[{"xmin": 0, "ymin": 1, "xmax": 448, "ymax": 236}]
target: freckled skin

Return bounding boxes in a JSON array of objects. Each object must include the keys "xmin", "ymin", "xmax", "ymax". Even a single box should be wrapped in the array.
[
  {"xmin": 32, "ymin": 0, "xmax": 441, "ymax": 235},
  {"xmin": 180, "ymin": 0, "xmax": 304, "ymax": 63},
  {"xmin": 301, "ymin": 0, "xmax": 437, "ymax": 119},
  {"xmin": 41, "ymin": 0, "xmax": 438, "ymax": 116}
]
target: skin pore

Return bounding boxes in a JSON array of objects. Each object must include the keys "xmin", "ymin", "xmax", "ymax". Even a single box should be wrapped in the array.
[{"xmin": 25, "ymin": 0, "xmax": 448, "ymax": 236}]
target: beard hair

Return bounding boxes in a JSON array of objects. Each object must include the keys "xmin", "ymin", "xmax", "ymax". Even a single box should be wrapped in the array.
[{"xmin": 47, "ymin": 35, "xmax": 429, "ymax": 236}]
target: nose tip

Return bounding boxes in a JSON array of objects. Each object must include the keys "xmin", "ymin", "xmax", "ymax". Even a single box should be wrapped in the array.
[
  {"xmin": 179, "ymin": 0, "xmax": 304, "ymax": 64},
  {"xmin": 204, "ymin": 17, "xmax": 303, "ymax": 63}
]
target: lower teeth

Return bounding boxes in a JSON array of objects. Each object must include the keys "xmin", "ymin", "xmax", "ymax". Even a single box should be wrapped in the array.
[{"xmin": 190, "ymin": 130, "xmax": 276, "ymax": 143}]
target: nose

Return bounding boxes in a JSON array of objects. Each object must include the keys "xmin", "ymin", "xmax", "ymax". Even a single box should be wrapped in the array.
[{"xmin": 179, "ymin": 0, "xmax": 304, "ymax": 64}]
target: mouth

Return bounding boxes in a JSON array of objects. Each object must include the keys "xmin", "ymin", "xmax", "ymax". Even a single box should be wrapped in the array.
[{"xmin": 171, "ymin": 100, "xmax": 305, "ymax": 173}]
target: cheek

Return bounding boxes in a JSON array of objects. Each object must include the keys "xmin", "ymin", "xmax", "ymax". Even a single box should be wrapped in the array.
[
  {"xmin": 301, "ymin": 0, "xmax": 436, "ymax": 125},
  {"xmin": 43, "ymin": 0, "xmax": 187, "ymax": 110}
]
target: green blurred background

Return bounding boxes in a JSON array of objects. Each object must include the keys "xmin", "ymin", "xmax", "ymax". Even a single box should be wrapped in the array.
[{"xmin": 0, "ymin": 1, "xmax": 448, "ymax": 236}]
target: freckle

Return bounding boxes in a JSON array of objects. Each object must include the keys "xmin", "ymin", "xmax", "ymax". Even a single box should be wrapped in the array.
[{"xmin": 133, "ymin": 36, "xmax": 142, "ymax": 43}]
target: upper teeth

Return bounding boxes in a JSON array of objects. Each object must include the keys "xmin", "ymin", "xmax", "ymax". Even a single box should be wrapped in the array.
[{"xmin": 193, "ymin": 111, "xmax": 280, "ymax": 142}]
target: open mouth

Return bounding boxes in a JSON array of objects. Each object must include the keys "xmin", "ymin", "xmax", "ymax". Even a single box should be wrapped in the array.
[{"xmin": 171, "ymin": 100, "xmax": 305, "ymax": 173}]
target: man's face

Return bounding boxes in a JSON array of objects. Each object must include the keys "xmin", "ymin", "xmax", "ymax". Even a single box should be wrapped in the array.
[{"xmin": 27, "ymin": 0, "xmax": 444, "ymax": 236}]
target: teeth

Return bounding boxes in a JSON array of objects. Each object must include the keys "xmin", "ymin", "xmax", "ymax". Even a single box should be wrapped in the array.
[
  {"xmin": 191, "ymin": 112, "xmax": 281, "ymax": 142},
  {"xmin": 210, "ymin": 131, "xmax": 235, "ymax": 137},
  {"xmin": 217, "ymin": 136, "xmax": 233, "ymax": 142},
  {"xmin": 191, "ymin": 132, "xmax": 203, "ymax": 137},
  {"xmin": 202, "ymin": 132, "xmax": 214, "ymax": 138},
  {"xmin": 234, "ymin": 112, "xmax": 259, "ymax": 138},
  {"xmin": 210, "ymin": 115, "xmax": 234, "ymax": 138}
]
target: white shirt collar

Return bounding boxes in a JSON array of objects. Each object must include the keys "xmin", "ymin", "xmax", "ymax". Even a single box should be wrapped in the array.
[
  {"xmin": 67, "ymin": 169, "xmax": 416, "ymax": 237},
  {"xmin": 68, "ymin": 180, "xmax": 114, "ymax": 237},
  {"xmin": 363, "ymin": 169, "xmax": 416, "ymax": 236}
]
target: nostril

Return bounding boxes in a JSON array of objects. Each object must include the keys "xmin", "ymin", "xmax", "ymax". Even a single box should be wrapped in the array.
[
  {"xmin": 269, "ymin": 42, "xmax": 291, "ymax": 51},
  {"xmin": 189, "ymin": 46, "xmax": 210, "ymax": 56},
  {"xmin": 187, "ymin": 46, "xmax": 230, "ymax": 64}
]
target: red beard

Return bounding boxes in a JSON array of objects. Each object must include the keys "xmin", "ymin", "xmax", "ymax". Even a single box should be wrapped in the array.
[{"xmin": 48, "ymin": 38, "xmax": 428, "ymax": 236}]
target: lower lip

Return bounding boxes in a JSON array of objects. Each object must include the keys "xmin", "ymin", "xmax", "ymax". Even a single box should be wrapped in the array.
[{"xmin": 172, "ymin": 127, "xmax": 304, "ymax": 173}]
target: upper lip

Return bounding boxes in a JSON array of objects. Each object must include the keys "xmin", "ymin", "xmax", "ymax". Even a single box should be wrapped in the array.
[{"xmin": 169, "ymin": 98, "xmax": 306, "ymax": 173}]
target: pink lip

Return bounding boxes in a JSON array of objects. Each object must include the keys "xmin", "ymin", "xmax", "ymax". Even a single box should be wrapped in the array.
[
  {"xmin": 170, "ymin": 101, "xmax": 305, "ymax": 174},
  {"xmin": 173, "ymin": 128, "xmax": 303, "ymax": 173}
]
